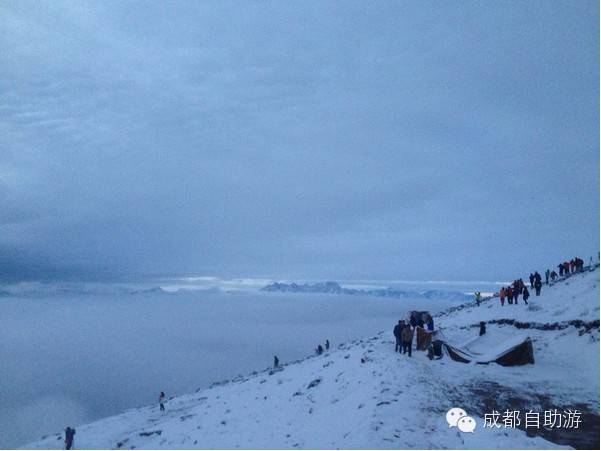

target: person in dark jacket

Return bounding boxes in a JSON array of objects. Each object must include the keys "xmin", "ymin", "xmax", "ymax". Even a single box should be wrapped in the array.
[
  {"xmin": 558, "ymin": 263, "xmax": 564, "ymax": 277},
  {"xmin": 550, "ymin": 270, "xmax": 557, "ymax": 281},
  {"xmin": 534, "ymin": 279, "xmax": 542, "ymax": 296},
  {"xmin": 479, "ymin": 321, "xmax": 486, "ymax": 336},
  {"xmin": 417, "ymin": 315, "xmax": 424, "ymax": 328},
  {"xmin": 522, "ymin": 286, "xmax": 530, "ymax": 304},
  {"xmin": 64, "ymin": 427, "xmax": 75, "ymax": 450},
  {"xmin": 520, "ymin": 278, "xmax": 525, "ymax": 293},
  {"xmin": 545, "ymin": 269, "xmax": 550, "ymax": 285},
  {"xmin": 316, "ymin": 344, "xmax": 324, "ymax": 355},
  {"xmin": 529, "ymin": 273, "xmax": 535, "ymax": 289},
  {"xmin": 159, "ymin": 391, "xmax": 166, "ymax": 412},
  {"xmin": 393, "ymin": 321, "xmax": 404, "ymax": 353},
  {"xmin": 325, "ymin": 339, "xmax": 330, "ymax": 351},
  {"xmin": 401, "ymin": 324, "xmax": 413, "ymax": 357},
  {"xmin": 409, "ymin": 314, "xmax": 417, "ymax": 328},
  {"xmin": 507, "ymin": 286, "xmax": 513, "ymax": 304},
  {"xmin": 274, "ymin": 355, "xmax": 279, "ymax": 368}
]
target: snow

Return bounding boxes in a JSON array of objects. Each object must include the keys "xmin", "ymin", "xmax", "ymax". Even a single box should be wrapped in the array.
[
  {"xmin": 0, "ymin": 287, "xmax": 455, "ymax": 448},
  {"xmin": 22, "ymin": 267, "xmax": 599, "ymax": 449}
]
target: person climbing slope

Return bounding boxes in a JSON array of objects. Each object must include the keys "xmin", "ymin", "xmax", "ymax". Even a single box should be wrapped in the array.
[
  {"xmin": 522, "ymin": 286, "xmax": 530, "ymax": 304},
  {"xmin": 534, "ymin": 278, "xmax": 542, "ymax": 296}
]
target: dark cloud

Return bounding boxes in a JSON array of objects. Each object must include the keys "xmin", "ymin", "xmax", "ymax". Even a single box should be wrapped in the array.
[{"xmin": 0, "ymin": 0, "xmax": 598, "ymax": 282}]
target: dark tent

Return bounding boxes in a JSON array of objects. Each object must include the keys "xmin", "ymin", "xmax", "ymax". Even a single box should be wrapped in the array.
[{"xmin": 433, "ymin": 329, "xmax": 534, "ymax": 366}]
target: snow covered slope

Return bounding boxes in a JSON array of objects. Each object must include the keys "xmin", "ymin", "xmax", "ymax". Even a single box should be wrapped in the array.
[{"xmin": 25, "ymin": 268, "xmax": 599, "ymax": 449}]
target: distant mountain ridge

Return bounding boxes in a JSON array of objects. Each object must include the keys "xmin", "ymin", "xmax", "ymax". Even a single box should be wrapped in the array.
[{"xmin": 261, "ymin": 281, "xmax": 473, "ymax": 302}]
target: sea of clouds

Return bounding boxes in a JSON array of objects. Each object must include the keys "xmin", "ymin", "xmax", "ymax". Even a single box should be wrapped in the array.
[{"xmin": 0, "ymin": 285, "xmax": 459, "ymax": 448}]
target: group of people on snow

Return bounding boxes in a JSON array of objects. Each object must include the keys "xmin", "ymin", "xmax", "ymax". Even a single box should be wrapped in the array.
[
  {"xmin": 315, "ymin": 339, "xmax": 330, "ymax": 355},
  {"xmin": 392, "ymin": 312, "xmax": 434, "ymax": 357},
  {"xmin": 495, "ymin": 255, "xmax": 594, "ymax": 307},
  {"xmin": 557, "ymin": 257, "xmax": 585, "ymax": 277},
  {"xmin": 497, "ymin": 271, "xmax": 544, "ymax": 306},
  {"xmin": 529, "ymin": 272, "xmax": 543, "ymax": 296}
]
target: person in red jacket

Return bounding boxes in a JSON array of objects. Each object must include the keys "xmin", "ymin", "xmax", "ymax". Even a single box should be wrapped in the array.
[
  {"xmin": 499, "ymin": 287, "xmax": 506, "ymax": 306},
  {"xmin": 507, "ymin": 286, "xmax": 513, "ymax": 305}
]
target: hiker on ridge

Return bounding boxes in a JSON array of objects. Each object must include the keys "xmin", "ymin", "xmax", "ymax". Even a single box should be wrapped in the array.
[
  {"xmin": 522, "ymin": 286, "xmax": 530, "ymax": 304},
  {"xmin": 529, "ymin": 273, "xmax": 535, "ymax": 289},
  {"xmin": 159, "ymin": 391, "xmax": 166, "ymax": 412},
  {"xmin": 534, "ymin": 278, "xmax": 542, "ymax": 296},
  {"xmin": 325, "ymin": 339, "xmax": 330, "ymax": 351},
  {"xmin": 507, "ymin": 286, "xmax": 513, "ymax": 305},
  {"xmin": 474, "ymin": 291, "xmax": 481, "ymax": 307},
  {"xmin": 499, "ymin": 287, "xmax": 506, "ymax": 306},
  {"xmin": 274, "ymin": 355, "xmax": 279, "ymax": 368},
  {"xmin": 545, "ymin": 269, "xmax": 550, "ymax": 285},
  {"xmin": 512, "ymin": 281, "xmax": 520, "ymax": 303}
]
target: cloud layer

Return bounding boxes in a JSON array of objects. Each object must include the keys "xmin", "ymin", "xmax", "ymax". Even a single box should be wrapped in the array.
[{"xmin": 1, "ymin": 1, "xmax": 599, "ymax": 282}]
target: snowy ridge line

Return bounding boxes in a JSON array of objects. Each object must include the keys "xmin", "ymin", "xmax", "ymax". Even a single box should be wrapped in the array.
[
  {"xmin": 465, "ymin": 318, "xmax": 600, "ymax": 332},
  {"xmin": 436, "ymin": 264, "xmax": 599, "ymax": 319}
]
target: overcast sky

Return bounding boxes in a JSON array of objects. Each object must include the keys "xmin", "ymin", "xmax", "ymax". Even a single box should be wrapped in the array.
[{"xmin": 1, "ymin": 0, "xmax": 598, "ymax": 282}]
